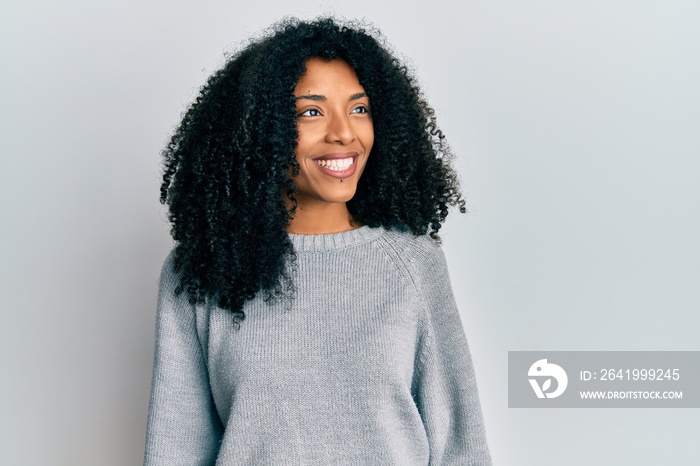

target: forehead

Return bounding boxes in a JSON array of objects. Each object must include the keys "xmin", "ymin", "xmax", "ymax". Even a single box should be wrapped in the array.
[{"xmin": 293, "ymin": 58, "xmax": 365, "ymax": 96}]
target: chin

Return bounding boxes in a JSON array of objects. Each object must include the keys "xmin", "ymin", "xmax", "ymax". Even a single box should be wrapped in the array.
[
  {"xmin": 321, "ymin": 187, "xmax": 358, "ymax": 204},
  {"xmin": 299, "ymin": 181, "xmax": 358, "ymax": 204}
]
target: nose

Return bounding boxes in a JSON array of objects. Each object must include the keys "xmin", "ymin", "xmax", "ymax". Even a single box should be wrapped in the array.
[{"xmin": 325, "ymin": 111, "xmax": 355, "ymax": 145}]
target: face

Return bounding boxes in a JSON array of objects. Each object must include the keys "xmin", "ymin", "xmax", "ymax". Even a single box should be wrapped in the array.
[{"xmin": 292, "ymin": 58, "xmax": 374, "ymax": 207}]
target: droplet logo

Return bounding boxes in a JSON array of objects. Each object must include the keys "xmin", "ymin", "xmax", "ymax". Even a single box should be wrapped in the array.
[{"xmin": 528, "ymin": 359, "xmax": 568, "ymax": 399}]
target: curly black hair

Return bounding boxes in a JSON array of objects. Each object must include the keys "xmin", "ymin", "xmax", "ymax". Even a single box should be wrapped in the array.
[{"xmin": 160, "ymin": 17, "xmax": 466, "ymax": 321}]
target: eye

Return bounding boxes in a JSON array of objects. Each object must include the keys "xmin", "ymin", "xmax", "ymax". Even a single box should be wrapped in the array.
[
  {"xmin": 299, "ymin": 108, "xmax": 321, "ymax": 117},
  {"xmin": 351, "ymin": 105, "xmax": 370, "ymax": 115}
]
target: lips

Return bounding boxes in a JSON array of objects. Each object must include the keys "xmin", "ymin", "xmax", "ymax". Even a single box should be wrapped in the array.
[{"xmin": 312, "ymin": 152, "xmax": 359, "ymax": 179}]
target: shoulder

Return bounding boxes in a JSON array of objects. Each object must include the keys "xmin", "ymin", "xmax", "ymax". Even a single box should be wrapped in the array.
[
  {"xmin": 380, "ymin": 229, "xmax": 447, "ymax": 270},
  {"xmin": 371, "ymin": 228, "xmax": 450, "ymax": 289},
  {"xmin": 156, "ymin": 248, "xmax": 193, "ymax": 313},
  {"xmin": 158, "ymin": 248, "xmax": 181, "ymax": 293},
  {"xmin": 373, "ymin": 227, "xmax": 442, "ymax": 255}
]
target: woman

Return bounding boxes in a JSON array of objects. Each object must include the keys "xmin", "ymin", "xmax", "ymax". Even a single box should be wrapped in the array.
[{"xmin": 145, "ymin": 17, "xmax": 491, "ymax": 465}]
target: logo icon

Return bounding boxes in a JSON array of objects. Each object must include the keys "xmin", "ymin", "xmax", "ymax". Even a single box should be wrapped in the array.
[{"xmin": 528, "ymin": 359, "xmax": 568, "ymax": 399}]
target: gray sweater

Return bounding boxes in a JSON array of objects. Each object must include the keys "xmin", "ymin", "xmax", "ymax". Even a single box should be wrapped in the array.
[{"xmin": 144, "ymin": 226, "xmax": 491, "ymax": 465}]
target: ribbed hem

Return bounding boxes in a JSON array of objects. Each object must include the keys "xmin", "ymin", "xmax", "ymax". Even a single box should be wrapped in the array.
[{"xmin": 288, "ymin": 225, "xmax": 384, "ymax": 252}]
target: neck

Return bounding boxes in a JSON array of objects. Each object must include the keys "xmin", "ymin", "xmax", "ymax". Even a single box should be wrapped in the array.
[{"xmin": 286, "ymin": 200, "xmax": 361, "ymax": 234}]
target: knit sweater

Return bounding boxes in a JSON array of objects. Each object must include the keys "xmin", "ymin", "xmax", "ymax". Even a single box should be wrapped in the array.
[{"xmin": 144, "ymin": 226, "xmax": 491, "ymax": 465}]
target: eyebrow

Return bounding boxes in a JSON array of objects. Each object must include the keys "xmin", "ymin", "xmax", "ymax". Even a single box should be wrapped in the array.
[{"xmin": 295, "ymin": 92, "xmax": 367, "ymax": 102}]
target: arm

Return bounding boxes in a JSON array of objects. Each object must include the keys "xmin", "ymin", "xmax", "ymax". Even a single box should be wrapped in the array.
[
  {"xmin": 410, "ymin": 244, "xmax": 492, "ymax": 466},
  {"xmin": 144, "ymin": 253, "xmax": 223, "ymax": 466}
]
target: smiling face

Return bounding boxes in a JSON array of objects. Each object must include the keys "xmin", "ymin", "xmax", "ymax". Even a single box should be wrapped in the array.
[{"xmin": 292, "ymin": 58, "xmax": 374, "ymax": 209}]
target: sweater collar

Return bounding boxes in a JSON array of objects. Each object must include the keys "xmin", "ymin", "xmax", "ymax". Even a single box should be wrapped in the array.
[{"xmin": 288, "ymin": 225, "xmax": 384, "ymax": 252}]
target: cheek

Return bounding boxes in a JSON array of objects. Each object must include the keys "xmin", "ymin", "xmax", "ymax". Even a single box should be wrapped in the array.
[
  {"xmin": 294, "ymin": 126, "xmax": 318, "ymax": 159},
  {"xmin": 294, "ymin": 128, "xmax": 306, "ymax": 155}
]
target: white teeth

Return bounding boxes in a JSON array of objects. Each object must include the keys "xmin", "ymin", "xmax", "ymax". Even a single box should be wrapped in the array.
[{"xmin": 316, "ymin": 157, "xmax": 353, "ymax": 171}]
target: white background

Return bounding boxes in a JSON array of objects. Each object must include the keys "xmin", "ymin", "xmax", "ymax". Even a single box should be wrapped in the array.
[{"xmin": 1, "ymin": 0, "xmax": 698, "ymax": 464}]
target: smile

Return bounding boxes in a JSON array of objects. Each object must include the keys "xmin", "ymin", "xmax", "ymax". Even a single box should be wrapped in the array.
[
  {"xmin": 315, "ymin": 157, "xmax": 353, "ymax": 171},
  {"xmin": 312, "ymin": 153, "xmax": 359, "ymax": 179}
]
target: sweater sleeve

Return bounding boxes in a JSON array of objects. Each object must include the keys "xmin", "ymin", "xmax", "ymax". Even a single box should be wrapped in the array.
[
  {"xmin": 408, "ymin": 242, "xmax": 492, "ymax": 466},
  {"xmin": 144, "ymin": 253, "xmax": 223, "ymax": 466}
]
